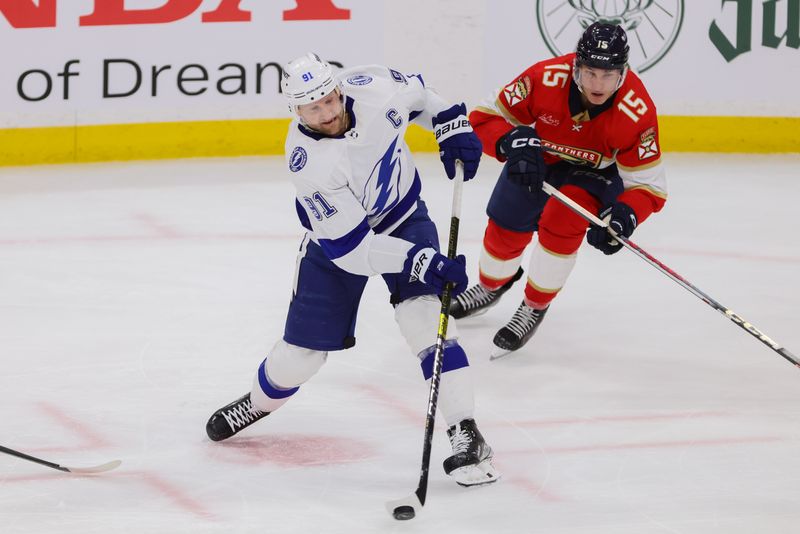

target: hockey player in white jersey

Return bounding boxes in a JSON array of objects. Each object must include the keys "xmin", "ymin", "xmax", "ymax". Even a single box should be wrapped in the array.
[{"xmin": 206, "ymin": 53, "xmax": 499, "ymax": 487}]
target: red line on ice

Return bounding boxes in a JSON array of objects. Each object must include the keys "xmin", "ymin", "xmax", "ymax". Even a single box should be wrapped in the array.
[
  {"xmin": 0, "ymin": 471, "xmax": 216, "ymax": 521},
  {"xmin": 503, "ymin": 475, "xmax": 564, "ymax": 502},
  {"xmin": 131, "ymin": 212, "xmax": 182, "ymax": 238},
  {"xmin": 133, "ymin": 471, "xmax": 217, "ymax": 520},
  {"xmin": 356, "ymin": 384, "xmax": 422, "ymax": 424},
  {"xmin": 35, "ymin": 401, "xmax": 112, "ymax": 449}
]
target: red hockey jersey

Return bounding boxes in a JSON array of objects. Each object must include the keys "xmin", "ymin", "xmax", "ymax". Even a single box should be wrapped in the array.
[{"xmin": 470, "ymin": 53, "xmax": 667, "ymax": 222}]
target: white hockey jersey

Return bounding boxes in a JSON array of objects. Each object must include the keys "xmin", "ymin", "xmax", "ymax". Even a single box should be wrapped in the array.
[{"xmin": 284, "ymin": 65, "xmax": 452, "ymax": 277}]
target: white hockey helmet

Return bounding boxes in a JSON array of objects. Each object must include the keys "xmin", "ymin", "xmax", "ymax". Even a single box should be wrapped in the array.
[{"xmin": 281, "ymin": 52, "xmax": 342, "ymax": 114}]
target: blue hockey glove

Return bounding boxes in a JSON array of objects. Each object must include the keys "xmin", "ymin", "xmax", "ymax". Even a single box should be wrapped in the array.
[
  {"xmin": 403, "ymin": 243, "xmax": 468, "ymax": 296},
  {"xmin": 586, "ymin": 202, "xmax": 637, "ymax": 255},
  {"xmin": 433, "ymin": 103, "xmax": 482, "ymax": 181},
  {"xmin": 496, "ymin": 125, "xmax": 546, "ymax": 188}
]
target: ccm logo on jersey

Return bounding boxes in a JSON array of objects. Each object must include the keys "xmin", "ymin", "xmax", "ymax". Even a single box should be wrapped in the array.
[{"xmin": 289, "ymin": 146, "xmax": 308, "ymax": 172}]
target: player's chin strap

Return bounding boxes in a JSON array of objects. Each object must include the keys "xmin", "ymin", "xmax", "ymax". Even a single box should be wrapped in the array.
[
  {"xmin": 387, "ymin": 163, "xmax": 465, "ymax": 521},
  {"xmin": 542, "ymin": 181, "xmax": 799, "ymax": 369}
]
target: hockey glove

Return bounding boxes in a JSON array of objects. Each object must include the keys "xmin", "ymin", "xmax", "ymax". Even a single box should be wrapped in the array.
[
  {"xmin": 586, "ymin": 202, "xmax": 638, "ymax": 255},
  {"xmin": 403, "ymin": 243, "xmax": 468, "ymax": 296},
  {"xmin": 496, "ymin": 125, "xmax": 546, "ymax": 188},
  {"xmin": 433, "ymin": 103, "xmax": 482, "ymax": 181}
]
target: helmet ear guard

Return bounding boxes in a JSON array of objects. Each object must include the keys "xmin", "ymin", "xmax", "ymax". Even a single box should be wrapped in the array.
[{"xmin": 281, "ymin": 52, "xmax": 343, "ymax": 115}]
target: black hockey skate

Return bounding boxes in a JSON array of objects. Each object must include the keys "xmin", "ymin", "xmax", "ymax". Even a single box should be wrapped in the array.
[
  {"xmin": 450, "ymin": 267, "xmax": 524, "ymax": 319},
  {"xmin": 443, "ymin": 418, "xmax": 500, "ymax": 487},
  {"xmin": 206, "ymin": 393, "xmax": 270, "ymax": 442},
  {"xmin": 491, "ymin": 301, "xmax": 550, "ymax": 360}
]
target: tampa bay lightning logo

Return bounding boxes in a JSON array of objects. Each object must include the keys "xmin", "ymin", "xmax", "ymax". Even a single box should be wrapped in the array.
[
  {"xmin": 289, "ymin": 146, "xmax": 307, "ymax": 172},
  {"xmin": 363, "ymin": 136, "xmax": 402, "ymax": 217},
  {"xmin": 346, "ymin": 75, "xmax": 373, "ymax": 86}
]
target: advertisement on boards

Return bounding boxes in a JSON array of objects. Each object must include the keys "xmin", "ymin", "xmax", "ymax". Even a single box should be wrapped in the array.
[
  {"xmin": 485, "ymin": 0, "xmax": 800, "ymax": 116},
  {"xmin": 0, "ymin": 0, "xmax": 384, "ymax": 128},
  {"xmin": 1, "ymin": 0, "xmax": 797, "ymax": 163}
]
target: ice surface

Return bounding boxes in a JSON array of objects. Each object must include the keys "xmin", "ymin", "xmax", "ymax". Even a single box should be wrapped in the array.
[{"xmin": 1, "ymin": 153, "xmax": 799, "ymax": 533}]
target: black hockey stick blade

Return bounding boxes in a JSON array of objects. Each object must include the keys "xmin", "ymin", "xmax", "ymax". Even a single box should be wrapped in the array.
[{"xmin": 0, "ymin": 445, "xmax": 122, "ymax": 475}]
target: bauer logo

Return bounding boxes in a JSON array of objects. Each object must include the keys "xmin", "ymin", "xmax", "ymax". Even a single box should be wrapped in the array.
[
  {"xmin": 535, "ymin": 0, "xmax": 684, "ymax": 73},
  {"xmin": 346, "ymin": 75, "xmax": 373, "ymax": 86},
  {"xmin": 289, "ymin": 147, "xmax": 308, "ymax": 172}
]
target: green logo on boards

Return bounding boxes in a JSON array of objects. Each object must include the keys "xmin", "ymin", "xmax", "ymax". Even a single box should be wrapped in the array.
[
  {"xmin": 709, "ymin": 0, "xmax": 800, "ymax": 62},
  {"xmin": 536, "ymin": 0, "xmax": 685, "ymax": 73}
]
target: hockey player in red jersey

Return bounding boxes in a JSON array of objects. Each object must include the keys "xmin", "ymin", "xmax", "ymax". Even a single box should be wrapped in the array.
[{"xmin": 450, "ymin": 22, "xmax": 667, "ymax": 358}]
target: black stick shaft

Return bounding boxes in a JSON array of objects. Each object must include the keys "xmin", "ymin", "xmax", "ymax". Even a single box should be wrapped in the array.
[
  {"xmin": 0, "ymin": 445, "xmax": 69, "ymax": 472},
  {"xmin": 413, "ymin": 167, "xmax": 464, "ymax": 506}
]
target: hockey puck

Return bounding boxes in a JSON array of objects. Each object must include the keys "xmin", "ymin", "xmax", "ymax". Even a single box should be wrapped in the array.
[{"xmin": 392, "ymin": 505, "xmax": 415, "ymax": 520}]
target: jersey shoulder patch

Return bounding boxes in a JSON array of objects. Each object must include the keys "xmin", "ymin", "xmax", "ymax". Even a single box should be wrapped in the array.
[
  {"xmin": 636, "ymin": 126, "xmax": 660, "ymax": 160},
  {"xmin": 346, "ymin": 74, "xmax": 373, "ymax": 86},
  {"xmin": 502, "ymin": 77, "xmax": 531, "ymax": 107},
  {"xmin": 289, "ymin": 146, "xmax": 308, "ymax": 172}
]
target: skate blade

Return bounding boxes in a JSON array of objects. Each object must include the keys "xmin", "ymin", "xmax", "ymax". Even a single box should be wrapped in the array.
[
  {"xmin": 449, "ymin": 458, "xmax": 501, "ymax": 487},
  {"xmin": 452, "ymin": 305, "xmax": 493, "ymax": 321},
  {"xmin": 489, "ymin": 346, "xmax": 513, "ymax": 361}
]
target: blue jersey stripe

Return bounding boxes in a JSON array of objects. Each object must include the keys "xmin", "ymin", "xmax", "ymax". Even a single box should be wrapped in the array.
[
  {"xmin": 295, "ymin": 199, "xmax": 312, "ymax": 231},
  {"xmin": 317, "ymin": 217, "xmax": 371, "ymax": 260}
]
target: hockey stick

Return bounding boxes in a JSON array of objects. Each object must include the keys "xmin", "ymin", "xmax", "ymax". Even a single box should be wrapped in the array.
[
  {"xmin": 542, "ymin": 182, "xmax": 799, "ymax": 367},
  {"xmin": 0, "ymin": 444, "xmax": 122, "ymax": 475},
  {"xmin": 386, "ymin": 165, "xmax": 465, "ymax": 521}
]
